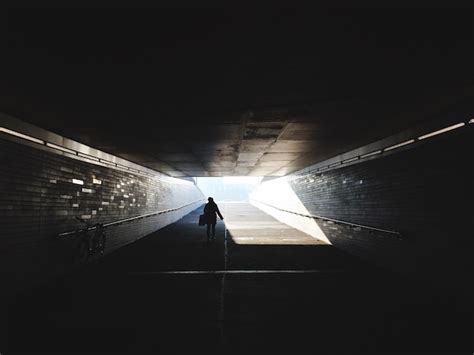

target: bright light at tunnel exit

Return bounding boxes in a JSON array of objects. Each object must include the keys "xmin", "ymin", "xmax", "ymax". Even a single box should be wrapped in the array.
[
  {"xmin": 222, "ymin": 176, "xmax": 263, "ymax": 184},
  {"xmin": 197, "ymin": 176, "xmax": 331, "ymax": 245},
  {"xmin": 196, "ymin": 176, "xmax": 263, "ymax": 203}
]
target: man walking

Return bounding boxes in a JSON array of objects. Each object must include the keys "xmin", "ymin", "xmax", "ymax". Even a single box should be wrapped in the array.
[{"xmin": 203, "ymin": 197, "xmax": 224, "ymax": 242}]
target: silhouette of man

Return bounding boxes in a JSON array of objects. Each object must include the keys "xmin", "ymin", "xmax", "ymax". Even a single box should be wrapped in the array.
[{"xmin": 204, "ymin": 197, "xmax": 223, "ymax": 242}]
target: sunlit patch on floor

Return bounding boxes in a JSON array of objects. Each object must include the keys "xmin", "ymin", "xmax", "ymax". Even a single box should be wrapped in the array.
[
  {"xmin": 250, "ymin": 177, "xmax": 331, "ymax": 244},
  {"xmin": 223, "ymin": 203, "xmax": 326, "ymax": 245}
]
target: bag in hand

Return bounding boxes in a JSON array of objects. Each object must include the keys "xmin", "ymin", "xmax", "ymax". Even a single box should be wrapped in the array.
[{"xmin": 198, "ymin": 214, "xmax": 207, "ymax": 226}]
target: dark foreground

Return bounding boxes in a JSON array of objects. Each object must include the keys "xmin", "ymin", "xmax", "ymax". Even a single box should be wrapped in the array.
[{"xmin": 6, "ymin": 203, "xmax": 471, "ymax": 353}]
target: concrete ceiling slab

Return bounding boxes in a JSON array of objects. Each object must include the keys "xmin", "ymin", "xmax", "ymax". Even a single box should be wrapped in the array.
[
  {"xmin": 191, "ymin": 141, "xmax": 240, "ymax": 151},
  {"xmin": 115, "ymin": 153, "xmax": 156, "ymax": 163},
  {"xmin": 1, "ymin": 9, "xmax": 471, "ymax": 177},
  {"xmin": 237, "ymin": 152, "xmax": 264, "ymax": 162},
  {"xmin": 278, "ymin": 130, "xmax": 320, "ymax": 140},
  {"xmin": 236, "ymin": 162, "xmax": 259, "ymax": 168},
  {"xmin": 144, "ymin": 161, "xmax": 176, "ymax": 170},
  {"xmin": 170, "ymin": 162, "xmax": 203, "ymax": 169},
  {"xmin": 284, "ymin": 122, "xmax": 320, "ymax": 131},
  {"xmin": 240, "ymin": 139, "xmax": 275, "ymax": 152},
  {"xmin": 204, "ymin": 162, "xmax": 236, "ymax": 168},
  {"xmin": 259, "ymin": 152, "xmax": 301, "ymax": 161},
  {"xmin": 243, "ymin": 127, "xmax": 281, "ymax": 140},
  {"xmin": 191, "ymin": 124, "xmax": 242, "ymax": 140},
  {"xmin": 233, "ymin": 167, "xmax": 251, "ymax": 174},
  {"xmin": 155, "ymin": 153, "xmax": 197, "ymax": 162},
  {"xmin": 246, "ymin": 121, "xmax": 287, "ymax": 129},
  {"xmin": 256, "ymin": 161, "xmax": 293, "ymax": 167},
  {"xmin": 267, "ymin": 140, "xmax": 316, "ymax": 153}
]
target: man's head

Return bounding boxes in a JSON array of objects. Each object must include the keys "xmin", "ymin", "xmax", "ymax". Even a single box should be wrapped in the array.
[{"xmin": 208, "ymin": 197, "xmax": 214, "ymax": 202}]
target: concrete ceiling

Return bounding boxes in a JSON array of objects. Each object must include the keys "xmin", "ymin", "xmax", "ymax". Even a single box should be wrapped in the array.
[{"xmin": 0, "ymin": 8, "xmax": 472, "ymax": 177}]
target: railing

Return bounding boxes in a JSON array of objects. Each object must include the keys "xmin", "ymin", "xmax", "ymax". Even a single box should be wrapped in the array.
[
  {"xmin": 251, "ymin": 199, "xmax": 402, "ymax": 239},
  {"xmin": 58, "ymin": 199, "xmax": 205, "ymax": 237}
]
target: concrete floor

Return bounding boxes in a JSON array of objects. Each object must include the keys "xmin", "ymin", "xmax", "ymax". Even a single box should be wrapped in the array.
[{"xmin": 6, "ymin": 203, "xmax": 470, "ymax": 353}]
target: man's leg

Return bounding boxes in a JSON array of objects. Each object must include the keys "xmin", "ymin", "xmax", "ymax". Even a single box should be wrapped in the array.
[
  {"xmin": 206, "ymin": 223, "xmax": 211, "ymax": 242},
  {"xmin": 211, "ymin": 223, "xmax": 216, "ymax": 241}
]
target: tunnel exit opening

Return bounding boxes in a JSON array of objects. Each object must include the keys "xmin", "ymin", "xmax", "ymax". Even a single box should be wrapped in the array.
[
  {"xmin": 196, "ymin": 176, "xmax": 331, "ymax": 246},
  {"xmin": 196, "ymin": 176, "xmax": 263, "ymax": 202}
]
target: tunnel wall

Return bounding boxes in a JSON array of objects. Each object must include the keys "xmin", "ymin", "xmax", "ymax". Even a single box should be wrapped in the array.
[
  {"xmin": 0, "ymin": 137, "xmax": 204, "ymax": 291},
  {"xmin": 251, "ymin": 127, "xmax": 472, "ymax": 287}
]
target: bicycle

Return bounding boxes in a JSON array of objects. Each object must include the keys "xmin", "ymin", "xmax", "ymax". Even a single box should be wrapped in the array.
[{"xmin": 73, "ymin": 216, "xmax": 107, "ymax": 264}]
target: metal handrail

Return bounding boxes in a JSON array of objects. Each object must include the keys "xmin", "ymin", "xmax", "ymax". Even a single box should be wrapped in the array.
[
  {"xmin": 58, "ymin": 199, "xmax": 205, "ymax": 237},
  {"xmin": 251, "ymin": 199, "xmax": 402, "ymax": 238}
]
